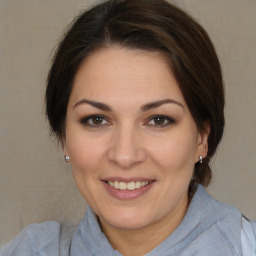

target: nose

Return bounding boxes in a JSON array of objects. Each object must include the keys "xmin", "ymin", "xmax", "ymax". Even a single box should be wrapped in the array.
[{"xmin": 107, "ymin": 124, "xmax": 146, "ymax": 169}]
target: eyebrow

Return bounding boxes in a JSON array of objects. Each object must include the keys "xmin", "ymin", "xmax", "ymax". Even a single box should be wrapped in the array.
[
  {"xmin": 73, "ymin": 99, "xmax": 113, "ymax": 111},
  {"xmin": 73, "ymin": 98, "xmax": 184, "ymax": 112},
  {"xmin": 141, "ymin": 99, "xmax": 184, "ymax": 111}
]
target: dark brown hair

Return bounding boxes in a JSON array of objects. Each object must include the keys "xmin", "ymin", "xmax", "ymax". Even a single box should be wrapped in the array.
[{"xmin": 46, "ymin": 0, "xmax": 225, "ymax": 188}]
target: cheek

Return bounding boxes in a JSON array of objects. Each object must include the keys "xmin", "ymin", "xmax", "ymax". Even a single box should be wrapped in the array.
[
  {"xmin": 65, "ymin": 129, "xmax": 107, "ymax": 174},
  {"xmin": 147, "ymin": 131, "xmax": 197, "ymax": 171}
]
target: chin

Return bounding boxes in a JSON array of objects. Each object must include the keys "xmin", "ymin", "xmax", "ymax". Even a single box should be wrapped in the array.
[
  {"xmin": 106, "ymin": 216, "xmax": 150, "ymax": 230},
  {"xmin": 97, "ymin": 205, "xmax": 150, "ymax": 230}
]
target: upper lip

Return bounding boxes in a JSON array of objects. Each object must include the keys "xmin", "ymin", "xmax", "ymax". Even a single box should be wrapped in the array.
[{"xmin": 102, "ymin": 177, "xmax": 155, "ymax": 182}]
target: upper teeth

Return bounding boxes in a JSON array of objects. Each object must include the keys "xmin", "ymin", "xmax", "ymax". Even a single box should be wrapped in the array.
[{"xmin": 107, "ymin": 181, "xmax": 149, "ymax": 190}]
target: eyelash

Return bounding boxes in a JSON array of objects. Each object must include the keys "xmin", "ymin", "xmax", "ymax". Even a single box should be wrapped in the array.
[
  {"xmin": 80, "ymin": 115, "xmax": 111, "ymax": 128},
  {"xmin": 146, "ymin": 115, "xmax": 175, "ymax": 127},
  {"xmin": 80, "ymin": 115, "xmax": 175, "ymax": 128}
]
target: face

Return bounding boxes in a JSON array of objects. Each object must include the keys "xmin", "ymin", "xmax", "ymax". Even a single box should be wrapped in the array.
[{"xmin": 64, "ymin": 46, "xmax": 208, "ymax": 231}]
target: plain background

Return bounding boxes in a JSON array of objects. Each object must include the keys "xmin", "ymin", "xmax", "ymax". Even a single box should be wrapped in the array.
[{"xmin": 0, "ymin": 0, "xmax": 255, "ymax": 245}]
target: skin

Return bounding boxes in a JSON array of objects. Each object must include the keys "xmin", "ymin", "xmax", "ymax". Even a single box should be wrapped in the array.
[{"xmin": 63, "ymin": 46, "xmax": 208, "ymax": 256}]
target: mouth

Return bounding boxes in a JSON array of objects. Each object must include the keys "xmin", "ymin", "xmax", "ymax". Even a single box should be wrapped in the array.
[
  {"xmin": 104, "ymin": 180, "xmax": 152, "ymax": 191},
  {"xmin": 102, "ymin": 178, "xmax": 155, "ymax": 200}
]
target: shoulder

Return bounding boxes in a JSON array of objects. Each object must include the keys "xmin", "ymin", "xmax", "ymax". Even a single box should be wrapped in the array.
[
  {"xmin": 241, "ymin": 217, "xmax": 256, "ymax": 255},
  {"xmin": 194, "ymin": 185, "xmax": 256, "ymax": 255},
  {"xmin": 0, "ymin": 221, "xmax": 60, "ymax": 256},
  {"xmin": 195, "ymin": 185, "xmax": 242, "ymax": 221}
]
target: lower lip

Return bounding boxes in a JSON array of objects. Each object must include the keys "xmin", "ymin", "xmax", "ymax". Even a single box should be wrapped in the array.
[{"xmin": 102, "ymin": 181, "xmax": 155, "ymax": 200}]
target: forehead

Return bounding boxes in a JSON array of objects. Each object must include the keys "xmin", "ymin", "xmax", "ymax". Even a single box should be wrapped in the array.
[{"xmin": 70, "ymin": 46, "xmax": 185, "ymax": 106}]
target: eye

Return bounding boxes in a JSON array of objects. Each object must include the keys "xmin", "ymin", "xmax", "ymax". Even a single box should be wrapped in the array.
[
  {"xmin": 80, "ymin": 115, "xmax": 110, "ymax": 127},
  {"xmin": 146, "ymin": 115, "xmax": 175, "ymax": 127}
]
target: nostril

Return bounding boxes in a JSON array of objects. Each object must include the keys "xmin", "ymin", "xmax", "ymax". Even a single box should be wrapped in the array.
[{"xmin": 106, "ymin": 143, "xmax": 146, "ymax": 169}]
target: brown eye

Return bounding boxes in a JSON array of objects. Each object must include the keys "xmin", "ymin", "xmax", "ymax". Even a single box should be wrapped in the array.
[
  {"xmin": 153, "ymin": 116, "xmax": 166, "ymax": 125},
  {"xmin": 80, "ymin": 115, "xmax": 110, "ymax": 127},
  {"xmin": 91, "ymin": 116, "xmax": 104, "ymax": 125},
  {"xmin": 147, "ymin": 115, "xmax": 175, "ymax": 127}
]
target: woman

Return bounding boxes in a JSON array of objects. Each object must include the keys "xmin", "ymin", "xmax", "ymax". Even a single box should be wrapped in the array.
[{"xmin": 1, "ymin": 0, "xmax": 255, "ymax": 255}]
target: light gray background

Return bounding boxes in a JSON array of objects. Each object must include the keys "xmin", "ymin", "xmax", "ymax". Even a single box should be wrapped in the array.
[{"xmin": 0, "ymin": 0, "xmax": 255, "ymax": 245}]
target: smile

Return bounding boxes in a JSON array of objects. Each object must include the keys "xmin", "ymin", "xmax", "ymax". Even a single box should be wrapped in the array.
[
  {"xmin": 102, "ymin": 179, "xmax": 155, "ymax": 200},
  {"xmin": 107, "ymin": 181, "xmax": 150, "ymax": 191}
]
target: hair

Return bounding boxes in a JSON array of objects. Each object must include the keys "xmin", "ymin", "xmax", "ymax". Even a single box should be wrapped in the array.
[{"xmin": 46, "ymin": 0, "xmax": 225, "ymax": 190}]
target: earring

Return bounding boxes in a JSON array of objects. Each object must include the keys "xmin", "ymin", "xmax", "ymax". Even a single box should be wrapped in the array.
[
  {"xmin": 64, "ymin": 155, "xmax": 70, "ymax": 163},
  {"xmin": 199, "ymin": 155, "xmax": 203, "ymax": 164}
]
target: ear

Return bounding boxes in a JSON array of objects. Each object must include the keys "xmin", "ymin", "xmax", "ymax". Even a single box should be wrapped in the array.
[
  {"xmin": 61, "ymin": 136, "xmax": 69, "ymax": 156},
  {"xmin": 195, "ymin": 123, "xmax": 210, "ymax": 163}
]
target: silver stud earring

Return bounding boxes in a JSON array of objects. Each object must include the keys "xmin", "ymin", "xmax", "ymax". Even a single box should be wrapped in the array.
[
  {"xmin": 199, "ymin": 155, "xmax": 203, "ymax": 164},
  {"xmin": 64, "ymin": 155, "xmax": 70, "ymax": 163}
]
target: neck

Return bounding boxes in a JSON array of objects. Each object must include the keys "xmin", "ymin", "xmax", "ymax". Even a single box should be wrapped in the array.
[{"xmin": 99, "ymin": 194, "xmax": 188, "ymax": 256}]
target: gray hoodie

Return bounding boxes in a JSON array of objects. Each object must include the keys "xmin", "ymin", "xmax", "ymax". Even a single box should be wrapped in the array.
[{"xmin": 1, "ymin": 185, "xmax": 255, "ymax": 255}]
